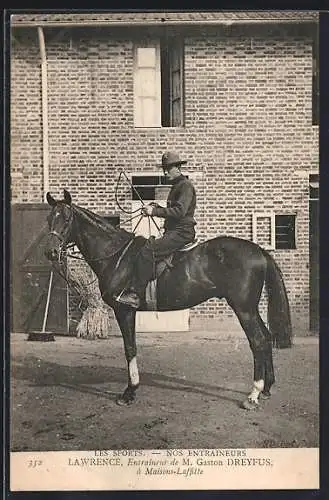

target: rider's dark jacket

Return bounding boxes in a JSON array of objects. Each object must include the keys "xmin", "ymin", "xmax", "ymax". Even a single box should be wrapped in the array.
[
  {"xmin": 124, "ymin": 174, "xmax": 197, "ymax": 294},
  {"xmin": 151, "ymin": 174, "xmax": 197, "ymax": 232}
]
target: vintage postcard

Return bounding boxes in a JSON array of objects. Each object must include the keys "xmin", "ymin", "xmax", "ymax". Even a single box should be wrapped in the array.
[{"xmin": 9, "ymin": 9, "xmax": 319, "ymax": 492}]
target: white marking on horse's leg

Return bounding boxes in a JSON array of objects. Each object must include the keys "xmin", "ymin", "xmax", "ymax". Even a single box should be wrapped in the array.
[
  {"xmin": 248, "ymin": 379, "xmax": 264, "ymax": 403},
  {"xmin": 129, "ymin": 357, "xmax": 139, "ymax": 386}
]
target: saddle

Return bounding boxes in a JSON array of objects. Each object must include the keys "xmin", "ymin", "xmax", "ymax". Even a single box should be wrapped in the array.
[{"xmin": 145, "ymin": 239, "xmax": 199, "ymax": 311}]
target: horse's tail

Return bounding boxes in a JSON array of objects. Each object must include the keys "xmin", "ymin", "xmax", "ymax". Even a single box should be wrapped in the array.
[{"xmin": 263, "ymin": 249, "xmax": 292, "ymax": 349}]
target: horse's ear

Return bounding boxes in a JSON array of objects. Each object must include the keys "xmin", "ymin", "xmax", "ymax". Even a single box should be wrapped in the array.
[
  {"xmin": 63, "ymin": 189, "xmax": 72, "ymax": 205},
  {"xmin": 46, "ymin": 192, "xmax": 57, "ymax": 206}
]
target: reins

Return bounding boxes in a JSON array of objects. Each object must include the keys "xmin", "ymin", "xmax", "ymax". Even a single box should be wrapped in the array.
[
  {"xmin": 51, "ymin": 203, "xmax": 135, "ymax": 264},
  {"xmin": 65, "ymin": 240, "xmax": 133, "ymax": 263},
  {"xmin": 53, "ymin": 237, "xmax": 135, "ymax": 290},
  {"xmin": 48, "ymin": 170, "xmax": 162, "ymax": 290},
  {"xmin": 49, "ymin": 202, "xmax": 135, "ymax": 289},
  {"xmin": 114, "ymin": 170, "xmax": 162, "ymax": 235},
  {"xmin": 115, "ymin": 170, "xmax": 145, "ymax": 215}
]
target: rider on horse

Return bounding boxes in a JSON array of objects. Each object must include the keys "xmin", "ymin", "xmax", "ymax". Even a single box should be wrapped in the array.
[{"xmin": 114, "ymin": 151, "xmax": 197, "ymax": 309}]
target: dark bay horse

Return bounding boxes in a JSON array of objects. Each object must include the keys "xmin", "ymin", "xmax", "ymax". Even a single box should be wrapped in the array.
[{"xmin": 45, "ymin": 189, "xmax": 292, "ymax": 411}]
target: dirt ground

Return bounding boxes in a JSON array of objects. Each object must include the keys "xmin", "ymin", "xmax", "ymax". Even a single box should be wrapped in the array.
[{"xmin": 10, "ymin": 331, "xmax": 319, "ymax": 451}]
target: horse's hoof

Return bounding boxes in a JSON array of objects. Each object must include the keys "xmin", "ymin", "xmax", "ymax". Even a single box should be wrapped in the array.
[
  {"xmin": 241, "ymin": 399, "xmax": 260, "ymax": 411},
  {"xmin": 116, "ymin": 396, "xmax": 135, "ymax": 406},
  {"xmin": 116, "ymin": 388, "xmax": 136, "ymax": 406},
  {"xmin": 259, "ymin": 391, "xmax": 271, "ymax": 400}
]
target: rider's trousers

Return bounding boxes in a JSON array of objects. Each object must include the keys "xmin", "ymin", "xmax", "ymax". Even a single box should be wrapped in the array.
[{"xmin": 130, "ymin": 225, "xmax": 196, "ymax": 295}]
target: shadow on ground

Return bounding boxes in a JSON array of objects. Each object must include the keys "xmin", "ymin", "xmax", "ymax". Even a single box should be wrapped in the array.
[{"xmin": 12, "ymin": 354, "xmax": 246, "ymax": 405}]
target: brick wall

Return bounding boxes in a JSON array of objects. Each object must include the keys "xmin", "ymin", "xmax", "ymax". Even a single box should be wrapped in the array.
[
  {"xmin": 11, "ymin": 23, "xmax": 318, "ymax": 334},
  {"xmin": 11, "ymin": 30, "xmax": 43, "ymax": 202}
]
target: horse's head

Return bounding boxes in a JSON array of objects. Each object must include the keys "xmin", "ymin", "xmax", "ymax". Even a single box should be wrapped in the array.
[{"xmin": 45, "ymin": 189, "xmax": 74, "ymax": 262}]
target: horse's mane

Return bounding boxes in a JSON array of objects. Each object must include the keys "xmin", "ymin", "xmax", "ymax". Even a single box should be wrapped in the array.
[{"xmin": 72, "ymin": 204, "xmax": 134, "ymax": 241}]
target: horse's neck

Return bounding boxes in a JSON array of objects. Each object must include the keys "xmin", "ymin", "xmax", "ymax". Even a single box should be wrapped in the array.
[{"xmin": 72, "ymin": 206, "xmax": 131, "ymax": 276}]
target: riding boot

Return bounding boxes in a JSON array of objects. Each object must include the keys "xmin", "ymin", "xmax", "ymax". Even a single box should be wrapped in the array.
[{"xmin": 114, "ymin": 249, "xmax": 155, "ymax": 309}]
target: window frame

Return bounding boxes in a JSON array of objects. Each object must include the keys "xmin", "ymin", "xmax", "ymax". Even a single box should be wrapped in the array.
[
  {"xmin": 133, "ymin": 38, "xmax": 184, "ymax": 129},
  {"xmin": 252, "ymin": 212, "xmax": 276, "ymax": 250}
]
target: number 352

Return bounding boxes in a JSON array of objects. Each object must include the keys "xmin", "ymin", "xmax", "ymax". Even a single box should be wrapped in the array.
[{"xmin": 28, "ymin": 459, "xmax": 42, "ymax": 468}]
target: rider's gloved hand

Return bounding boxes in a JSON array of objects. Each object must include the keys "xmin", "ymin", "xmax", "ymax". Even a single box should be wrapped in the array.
[{"xmin": 141, "ymin": 205, "xmax": 154, "ymax": 216}]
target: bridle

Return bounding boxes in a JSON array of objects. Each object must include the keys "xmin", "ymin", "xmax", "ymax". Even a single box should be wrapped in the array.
[
  {"xmin": 46, "ymin": 194, "xmax": 139, "ymax": 293},
  {"xmin": 48, "ymin": 205, "xmax": 74, "ymax": 264},
  {"xmin": 48, "ymin": 204, "xmax": 125, "ymax": 290},
  {"xmin": 48, "ymin": 203, "xmax": 134, "ymax": 267},
  {"xmin": 49, "ymin": 229, "xmax": 66, "ymax": 241}
]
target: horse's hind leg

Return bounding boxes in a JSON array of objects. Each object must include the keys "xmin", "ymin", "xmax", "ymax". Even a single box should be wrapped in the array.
[
  {"xmin": 229, "ymin": 305, "xmax": 272, "ymax": 410},
  {"xmin": 113, "ymin": 304, "xmax": 139, "ymax": 406},
  {"xmin": 256, "ymin": 311, "xmax": 275, "ymax": 399}
]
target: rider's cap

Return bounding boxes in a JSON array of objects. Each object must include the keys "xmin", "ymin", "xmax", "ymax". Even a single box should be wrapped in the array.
[{"xmin": 157, "ymin": 151, "xmax": 188, "ymax": 169}]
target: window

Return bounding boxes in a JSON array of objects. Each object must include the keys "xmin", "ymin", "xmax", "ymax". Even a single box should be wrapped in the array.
[
  {"xmin": 130, "ymin": 174, "xmax": 175, "ymax": 237},
  {"xmin": 252, "ymin": 212, "xmax": 296, "ymax": 250},
  {"xmin": 131, "ymin": 174, "xmax": 173, "ymax": 200},
  {"xmin": 312, "ymin": 31, "xmax": 319, "ymax": 126},
  {"xmin": 275, "ymin": 215, "xmax": 296, "ymax": 249},
  {"xmin": 134, "ymin": 37, "xmax": 184, "ymax": 128}
]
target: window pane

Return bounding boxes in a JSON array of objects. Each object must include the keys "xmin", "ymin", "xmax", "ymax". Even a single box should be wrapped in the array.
[
  {"xmin": 160, "ymin": 41, "xmax": 170, "ymax": 127},
  {"xmin": 134, "ymin": 43, "xmax": 161, "ymax": 128},
  {"xmin": 170, "ymin": 45, "xmax": 181, "ymax": 71},
  {"xmin": 132, "ymin": 186, "xmax": 155, "ymax": 201},
  {"xmin": 172, "ymin": 99, "xmax": 181, "ymax": 127},
  {"xmin": 172, "ymin": 70, "xmax": 181, "ymax": 100},
  {"xmin": 169, "ymin": 40, "xmax": 184, "ymax": 127},
  {"xmin": 137, "ymin": 47, "xmax": 156, "ymax": 68},
  {"xmin": 275, "ymin": 215, "xmax": 296, "ymax": 249},
  {"xmin": 132, "ymin": 176, "xmax": 160, "ymax": 186},
  {"xmin": 141, "ymin": 97, "xmax": 157, "ymax": 127},
  {"xmin": 136, "ymin": 68, "xmax": 157, "ymax": 98}
]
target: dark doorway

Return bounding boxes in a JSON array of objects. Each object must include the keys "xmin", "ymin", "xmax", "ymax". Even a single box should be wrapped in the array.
[{"xmin": 11, "ymin": 204, "xmax": 69, "ymax": 334}]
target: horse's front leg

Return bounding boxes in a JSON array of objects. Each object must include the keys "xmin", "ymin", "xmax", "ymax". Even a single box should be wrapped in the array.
[{"xmin": 113, "ymin": 304, "xmax": 139, "ymax": 406}]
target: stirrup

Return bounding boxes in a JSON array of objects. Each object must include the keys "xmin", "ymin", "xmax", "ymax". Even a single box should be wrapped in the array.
[{"xmin": 114, "ymin": 288, "xmax": 140, "ymax": 309}]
